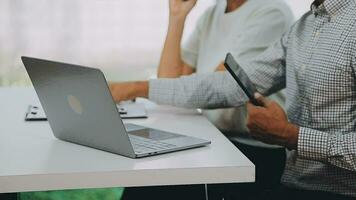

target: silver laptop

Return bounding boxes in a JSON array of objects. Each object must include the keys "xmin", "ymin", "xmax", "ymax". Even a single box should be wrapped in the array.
[{"xmin": 22, "ymin": 56, "xmax": 210, "ymax": 158}]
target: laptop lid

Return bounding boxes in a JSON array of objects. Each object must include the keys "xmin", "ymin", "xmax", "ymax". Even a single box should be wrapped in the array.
[{"xmin": 22, "ymin": 56, "xmax": 136, "ymax": 158}]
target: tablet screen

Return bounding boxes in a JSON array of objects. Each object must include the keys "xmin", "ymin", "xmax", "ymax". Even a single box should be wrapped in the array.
[{"xmin": 224, "ymin": 53, "xmax": 259, "ymax": 105}]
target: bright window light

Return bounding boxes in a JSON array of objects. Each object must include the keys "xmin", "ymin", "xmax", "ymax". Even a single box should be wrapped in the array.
[{"xmin": 0, "ymin": 0, "xmax": 311, "ymax": 86}]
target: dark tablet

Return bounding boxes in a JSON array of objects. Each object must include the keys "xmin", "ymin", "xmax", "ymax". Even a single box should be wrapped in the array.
[{"xmin": 224, "ymin": 53, "xmax": 261, "ymax": 106}]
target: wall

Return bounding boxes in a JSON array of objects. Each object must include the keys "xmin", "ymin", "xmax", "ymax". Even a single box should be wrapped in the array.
[{"xmin": 0, "ymin": 0, "xmax": 311, "ymax": 86}]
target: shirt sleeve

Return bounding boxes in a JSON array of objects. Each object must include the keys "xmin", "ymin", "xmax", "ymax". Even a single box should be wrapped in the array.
[
  {"xmin": 149, "ymin": 30, "xmax": 290, "ymax": 108},
  {"xmin": 149, "ymin": 71, "xmax": 248, "ymax": 109},
  {"xmin": 298, "ymin": 127, "xmax": 356, "ymax": 172},
  {"xmin": 181, "ymin": 7, "xmax": 214, "ymax": 68}
]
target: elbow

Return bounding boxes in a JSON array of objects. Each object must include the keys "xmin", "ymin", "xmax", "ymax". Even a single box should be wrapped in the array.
[{"xmin": 157, "ymin": 62, "xmax": 187, "ymax": 78}]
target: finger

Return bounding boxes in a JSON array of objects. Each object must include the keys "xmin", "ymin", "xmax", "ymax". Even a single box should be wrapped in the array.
[
  {"xmin": 108, "ymin": 82, "xmax": 116, "ymax": 91},
  {"xmin": 246, "ymin": 102, "xmax": 253, "ymax": 123},
  {"xmin": 112, "ymin": 95, "xmax": 120, "ymax": 102},
  {"xmin": 246, "ymin": 101, "xmax": 264, "ymax": 112},
  {"xmin": 254, "ymin": 93, "xmax": 271, "ymax": 107},
  {"xmin": 246, "ymin": 101, "xmax": 256, "ymax": 112},
  {"xmin": 246, "ymin": 102, "xmax": 260, "ymax": 128}
]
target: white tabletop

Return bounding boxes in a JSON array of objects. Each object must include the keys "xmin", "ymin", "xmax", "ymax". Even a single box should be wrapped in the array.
[{"xmin": 0, "ymin": 87, "xmax": 254, "ymax": 193}]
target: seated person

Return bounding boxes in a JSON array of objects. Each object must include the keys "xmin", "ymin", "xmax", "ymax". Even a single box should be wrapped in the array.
[
  {"xmin": 112, "ymin": 0, "xmax": 293, "ymax": 199},
  {"xmin": 113, "ymin": 0, "xmax": 356, "ymax": 199}
]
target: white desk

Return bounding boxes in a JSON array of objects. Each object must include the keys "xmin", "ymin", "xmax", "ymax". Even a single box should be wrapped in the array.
[{"xmin": 0, "ymin": 87, "xmax": 254, "ymax": 193}]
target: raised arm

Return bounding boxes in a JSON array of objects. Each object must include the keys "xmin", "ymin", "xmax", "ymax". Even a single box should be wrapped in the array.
[{"xmin": 157, "ymin": 0, "xmax": 196, "ymax": 78}]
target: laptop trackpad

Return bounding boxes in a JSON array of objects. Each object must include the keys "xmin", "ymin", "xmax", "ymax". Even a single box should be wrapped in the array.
[
  {"xmin": 124, "ymin": 123, "xmax": 147, "ymax": 132},
  {"xmin": 129, "ymin": 129, "xmax": 182, "ymax": 141}
]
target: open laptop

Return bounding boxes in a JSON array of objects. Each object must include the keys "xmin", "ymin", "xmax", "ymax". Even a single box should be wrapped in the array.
[{"xmin": 22, "ymin": 56, "xmax": 210, "ymax": 158}]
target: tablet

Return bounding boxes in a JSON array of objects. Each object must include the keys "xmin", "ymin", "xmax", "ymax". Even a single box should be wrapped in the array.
[{"xmin": 224, "ymin": 53, "xmax": 261, "ymax": 106}]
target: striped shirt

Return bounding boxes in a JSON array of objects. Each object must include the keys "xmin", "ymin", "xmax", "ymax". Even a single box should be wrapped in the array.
[{"xmin": 149, "ymin": 0, "xmax": 356, "ymax": 196}]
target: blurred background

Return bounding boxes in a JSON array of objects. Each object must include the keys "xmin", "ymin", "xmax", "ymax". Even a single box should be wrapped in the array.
[{"xmin": 0, "ymin": 0, "xmax": 310, "ymax": 86}]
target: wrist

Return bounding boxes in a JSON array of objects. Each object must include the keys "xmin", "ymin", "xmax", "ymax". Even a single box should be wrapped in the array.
[
  {"xmin": 135, "ymin": 81, "xmax": 149, "ymax": 98},
  {"xmin": 169, "ymin": 15, "xmax": 186, "ymax": 25},
  {"xmin": 283, "ymin": 123, "xmax": 300, "ymax": 150}
]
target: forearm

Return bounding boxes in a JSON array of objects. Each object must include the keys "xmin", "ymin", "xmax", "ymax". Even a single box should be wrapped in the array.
[
  {"xmin": 158, "ymin": 17, "xmax": 186, "ymax": 78},
  {"xmin": 109, "ymin": 81, "xmax": 148, "ymax": 102},
  {"xmin": 134, "ymin": 81, "xmax": 149, "ymax": 98},
  {"xmin": 298, "ymin": 127, "xmax": 356, "ymax": 171},
  {"xmin": 149, "ymin": 72, "xmax": 248, "ymax": 109}
]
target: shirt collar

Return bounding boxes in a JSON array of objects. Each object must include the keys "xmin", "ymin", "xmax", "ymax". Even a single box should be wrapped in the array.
[{"xmin": 311, "ymin": 0, "xmax": 353, "ymax": 16}]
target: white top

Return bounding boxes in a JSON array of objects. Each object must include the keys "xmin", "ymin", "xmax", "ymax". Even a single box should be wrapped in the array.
[
  {"xmin": 0, "ymin": 87, "xmax": 254, "ymax": 193},
  {"xmin": 181, "ymin": 0, "xmax": 294, "ymax": 147}
]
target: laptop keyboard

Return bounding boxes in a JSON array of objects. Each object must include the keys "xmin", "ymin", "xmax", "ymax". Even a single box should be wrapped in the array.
[{"xmin": 129, "ymin": 135, "xmax": 177, "ymax": 154}]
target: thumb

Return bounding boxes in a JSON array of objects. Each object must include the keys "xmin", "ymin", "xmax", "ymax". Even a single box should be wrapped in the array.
[{"xmin": 254, "ymin": 93, "xmax": 270, "ymax": 107}]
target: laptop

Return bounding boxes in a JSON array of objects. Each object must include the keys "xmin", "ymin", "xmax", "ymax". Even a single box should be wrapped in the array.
[{"xmin": 22, "ymin": 56, "xmax": 210, "ymax": 158}]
